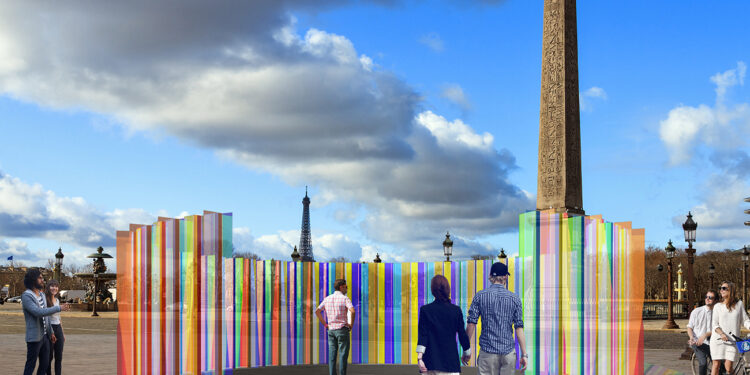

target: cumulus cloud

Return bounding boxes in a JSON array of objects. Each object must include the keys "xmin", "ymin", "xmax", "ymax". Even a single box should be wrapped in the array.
[
  {"xmin": 0, "ymin": 239, "xmax": 43, "ymax": 265},
  {"xmin": 0, "ymin": 238, "xmax": 109, "ymax": 269},
  {"xmin": 419, "ymin": 32, "xmax": 445, "ymax": 53},
  {"xmin": 0, "ymin": 172, "xmax": 155, "ymax": 248},
  {"xmin": 580, "ymin": 86, "xmax": 607, "ymax": 112},
  {"xmin": 233, "ymin": 225, "xmax": 498, "ymax": 263},
  {"xmin": 441, "ymin": 84, "xmax": 472, "ymax": 111},
  {"xmin": 233, "ymin": 226, "xmax": 366, "ymax": 262},
  {"xmin": 660, "ymin": 62, "xmax": 750, "ymax": 165},
  {"xmin": 0, "ymin": 1, "xmax": 532, "ymax": 260},
  {"xmin": 673, "ymin": 175, "xmax": 749, "ymax": 251},
  {"xmin": 661, "ymin": 62, "xmax": 750, "ymax": 250}
]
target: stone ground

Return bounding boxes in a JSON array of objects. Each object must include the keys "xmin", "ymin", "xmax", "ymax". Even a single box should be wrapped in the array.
[{"xmin": 0, "ymin": 303, "xmax": 714, "ymax": 374}]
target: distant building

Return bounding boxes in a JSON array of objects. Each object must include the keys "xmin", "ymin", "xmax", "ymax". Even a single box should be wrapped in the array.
[
  {"xmin": 298, "ymin": 187, "xmax": 315, "ymax": 262},
  {"xmin": 0, "ymin": 266, "xmax": 51, "ymax": 297}
]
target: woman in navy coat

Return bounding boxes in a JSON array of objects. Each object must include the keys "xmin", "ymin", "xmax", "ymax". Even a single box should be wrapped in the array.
[{"xmin": 416, "ymin": 275, "xmax": 472, "ymax": 374}]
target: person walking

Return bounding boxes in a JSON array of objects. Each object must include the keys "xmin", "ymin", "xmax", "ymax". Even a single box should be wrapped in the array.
[
  {"xmin": 22, "ymin": 269, "xmax": 68, "ymax": 375},
  {"xmin": 466, "ymin": 262, "xmax": 527, "ymax": 375},
  {"xmin": 316, "ymin": 278, "xmax": 356, "ymax": 375},
  {"xmin": 711, "ymin": 281, "xmax": 750, "ymax": 374},
  {"xmin": 687, "ymin": 289, "xmax": 718, "ymax": 375},
  {"xmin": 416, "ymin": 274, "xmax": 471, "ymax": 374},
  {"xmin": 45, "ymin": 280, "xmax": 64, "ymax": 375}
]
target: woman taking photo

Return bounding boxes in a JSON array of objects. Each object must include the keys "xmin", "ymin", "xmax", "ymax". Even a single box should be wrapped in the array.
[
  {"xmin": 711, "ymin": 281, "xmax": 750, "ymax": 374},
  {"xmin": 416, "ymin": 275, "xmax": 471, "ymax": 374},
  {"xmin": 45, "ymin": 280, "xmax": 64, "ymax": 375}
]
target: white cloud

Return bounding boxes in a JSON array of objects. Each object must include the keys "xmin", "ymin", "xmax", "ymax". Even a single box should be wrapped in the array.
[
  {"xmin": 659, "ymin": 62, "xmax": 750, "ymax": 166},
  {"xmin": 233, "ymin": 226, "xmax": 366, "ymax": 262},
  {"xmin": 711, "ymin": 61, "xmax": 746, "ymax": 100},
  {"xmin": 661, "ymin": 62, "xmax": 750, "ymax": 251},
  {"xmin": 418, "ymin": 33, "xmax": 444, "ymax": 53},
  {"xmin": 584, "ymin": 86, "xmax": 607, "ymax": 99},
  {"xmin": 0, "ymin": 238, "xmax": 105, "ymax": 269},
  {"xmin": 417, "ymin": 110, "xmax": 491, "ymax": 150},
  {"xmin": 0, "ymin": 172, "xmax": 156, "ymax": 248},
  {"xmin": 0, "ymin": 239, "xmax": 39, "ymax": 265},
  {"xmin": 580, "ymin": 86, "xmax": 607, "ymax": 111},
  {"xmin": 0, "ymin": 2, "xmax": 533, "ymax": 259},
  {"xmin": 675, "ymin": 175, "xmax": 749, "ymax": 251},
  {"xmin": 440, "ymin": 84, "xmax": 472, "ymax": 111},
  {"xmin": 232, "ymin": 225, "xmax": 500, "ymax": 263}
]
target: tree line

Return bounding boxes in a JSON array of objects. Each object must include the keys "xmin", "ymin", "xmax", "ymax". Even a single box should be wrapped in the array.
[{"xmin": 645, "ymin": 245, "xmax": 750, "ymax": 303}]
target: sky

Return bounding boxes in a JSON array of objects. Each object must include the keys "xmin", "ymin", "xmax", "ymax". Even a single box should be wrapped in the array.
[{"xmin": 0, "ymin": 1, "xmax": 748, "ymax": 268}]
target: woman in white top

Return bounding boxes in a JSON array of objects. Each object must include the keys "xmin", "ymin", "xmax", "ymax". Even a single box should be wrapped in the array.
[
  {"xmin": 711, "ymin": 281, "xmax": 750, "ymax": 374},
  {"xmin": 44, "ymin": 280, "xmax": 64, "ymax": 375}
]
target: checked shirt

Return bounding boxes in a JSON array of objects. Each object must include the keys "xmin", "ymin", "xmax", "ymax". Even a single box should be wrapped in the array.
[
  {"xmin": 318, "ymin": 290, "xmax": 353, "ymax": 330},
  {"xmin": 467, "ymin": 283, "xmax": 524, "ymax": 355}
]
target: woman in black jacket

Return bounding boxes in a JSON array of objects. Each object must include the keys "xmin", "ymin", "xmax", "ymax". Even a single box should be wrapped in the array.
[{"xmin": 416, "ymin": 275, "xmax": 472, "ymax": 374}]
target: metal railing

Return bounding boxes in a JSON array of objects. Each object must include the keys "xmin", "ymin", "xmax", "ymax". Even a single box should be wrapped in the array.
[{"xmin": 642, "ymin": 299, "xmax": 690, "ymax": 320}]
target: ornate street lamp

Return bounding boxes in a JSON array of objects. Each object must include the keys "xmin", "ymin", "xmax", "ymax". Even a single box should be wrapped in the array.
[
  {"xmin": 373, "ymin": 253, "xmax": 382, "ymax": 263},
  {"xmin": 663, "ymin": 240, "xmax": 679, "ymax": 329},
  {"xmin": 709, "ymin": 263, "xmax": 716, "ymax": 290},
  {"xmin": 291, "ymin": 246, "xmax": 300, "ymax": 263},
  {"xmin": 498, "ymin": 248, "xmax": 507, "ymax": 264},
  {"xmin": 442, "ymin": 232, "xmax": 453, "ymax": 262},
  {"xmin": 86, "ymin": 246, "xmax": 113, "ymax": 317},
  {"xmin": 682, "ymin": 212, "xmax": 697, "ymax": 315},
  {"xmin": 54, "ymin": 247, "xmax": 64, "ymax": 282}
]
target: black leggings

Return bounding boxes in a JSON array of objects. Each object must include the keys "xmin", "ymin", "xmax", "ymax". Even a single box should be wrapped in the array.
[{"xmin": 47, "ymin": 324, "xmax": 64, "ymax": 375}]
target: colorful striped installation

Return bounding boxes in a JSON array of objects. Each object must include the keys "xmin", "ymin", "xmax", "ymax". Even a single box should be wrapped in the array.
[
  {"xmin": 519, "ymin": 210, "xmax": 645, "ymax": 375},
  {"xmin": 117, "ymin": 210, "xmax": 644, "ymax": 374}
]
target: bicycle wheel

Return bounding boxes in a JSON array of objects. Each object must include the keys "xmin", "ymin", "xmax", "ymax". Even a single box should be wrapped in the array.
[{"xmin": 733, "ymin": 357, "xmax": 748, "ymax": 375}]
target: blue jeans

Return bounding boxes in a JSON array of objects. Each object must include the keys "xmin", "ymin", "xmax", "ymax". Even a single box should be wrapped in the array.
[
  {"xmin": 327, "ymin": 328, "xmax": 350, "ymax": 375},
  {"xmin": 692, "ymin": 343, "xmax": 710, "ymax": 375}
]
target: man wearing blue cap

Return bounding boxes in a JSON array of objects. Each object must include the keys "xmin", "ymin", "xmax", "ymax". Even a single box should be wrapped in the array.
[{"xmin": 465, "ymin": 262, "xmax": 527, "ymax": 375}]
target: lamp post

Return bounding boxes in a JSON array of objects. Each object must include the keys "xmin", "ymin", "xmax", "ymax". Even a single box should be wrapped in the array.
[
  {"xmin": 709, "ymin": 263, "xmax": 715, "ymax": 289},
  {"xmin": 443, "ymin": 232, "xmax": 453, "ymax": 262},
  {"xmin": 87, "ymin": 246, "xmax": 113, "ymax": 317},
  {"xmin": 291, "ymin": 246, "xmax": 300, "ymax": 262},
  {"xmin": 743, "ymin": 246, "xmax": 750, "ymax": 304},
  {"xmin": 745, "ymin": 197, "xmax": 750, "ymax": 226},
  {"xmin": 682, "ymin": 212, "xmax": 697, "ymax": 314},
  {"xmin": 498, "ymin": 248, "xmax": 507, "ymax": 264},
  {"xmin": 663, "ymin": 240, "xmax": 679, "ymax": 329},
  {"xmin": 54, "ymin": 247, "xmax": 64, "ymax": 282}
]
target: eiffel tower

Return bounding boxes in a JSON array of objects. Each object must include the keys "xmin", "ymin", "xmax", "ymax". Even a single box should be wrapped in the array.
[{"xmin": 298, "ymin": 187, "xmax": 314, "ymax": 262}]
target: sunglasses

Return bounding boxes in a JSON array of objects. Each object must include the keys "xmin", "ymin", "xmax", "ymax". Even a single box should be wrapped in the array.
[
  {"xmin": 721, "ymin": 286, "xmax": 730, "ymax": 291},
  {"xmin": 705, "ymin": 295, "xmax": 716, "ymax": 300}
]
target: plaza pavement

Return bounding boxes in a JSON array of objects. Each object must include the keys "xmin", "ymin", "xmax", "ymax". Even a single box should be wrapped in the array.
[{"xmin": 0, "ymin": 303, "xmax": 702, "ymax": 374}]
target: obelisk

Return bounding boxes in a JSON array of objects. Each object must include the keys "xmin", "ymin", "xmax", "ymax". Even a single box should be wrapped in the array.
[{"xmin": 536, "ymin": 0, "xmax": 584, "ymax": 215}]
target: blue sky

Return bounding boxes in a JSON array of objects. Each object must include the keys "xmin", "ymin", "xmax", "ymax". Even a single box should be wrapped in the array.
[{"xmin": 0, "ymin": 1, "xmax": 748, "ymax": 267}]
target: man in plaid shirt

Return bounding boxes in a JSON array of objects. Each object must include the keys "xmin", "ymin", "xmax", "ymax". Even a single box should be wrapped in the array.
[{"xmin": 316, "ymin": 278, "xmax": 356, "ymax": 375}]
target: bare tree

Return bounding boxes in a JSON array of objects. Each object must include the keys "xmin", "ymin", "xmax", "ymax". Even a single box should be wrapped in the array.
[
  {"xmin": 234, "ymin": 251, "xmax": 261, "ymax": 260},
  {"xmin": 470, "ymin": 254, "xmax": 494, "ymax": 261},
  {"xmin": 328, "ymin": 256, "xmax": 351, "ymax": 263},
  {"xmin": 645, "ymin": 246, "xmax": 749, "ymax": 306}
]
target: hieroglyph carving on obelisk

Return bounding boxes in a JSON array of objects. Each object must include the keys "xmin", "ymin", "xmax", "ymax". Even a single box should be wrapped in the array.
[{"xmin": 536, "ymin": 0, "xmax": 584, "ymax": 215}]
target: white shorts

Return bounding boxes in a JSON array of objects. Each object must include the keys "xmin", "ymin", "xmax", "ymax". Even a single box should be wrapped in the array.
[{"xmin": 710, "ymin": 337, "xmax": 739, "ymax": 361}]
